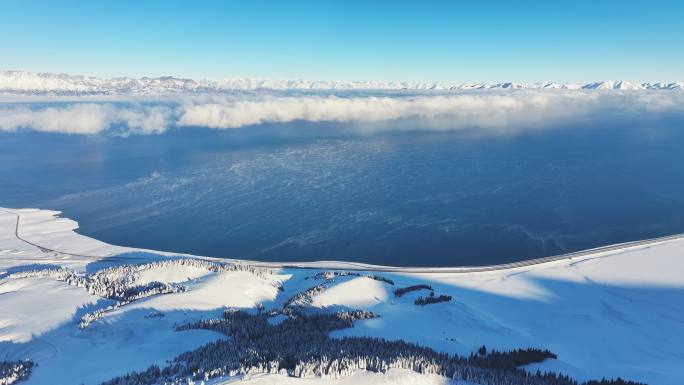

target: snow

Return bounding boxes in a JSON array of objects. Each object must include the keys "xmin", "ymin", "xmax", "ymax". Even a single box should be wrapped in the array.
[
  {"xmin": 122, "ymin": 270, "xmax": 282, "ymax": 312},
  {"xmin": 211, "ymin": 368, "xmax": 461, "ymax": 384},
  {"xmin": 0, "ymin": 208, "xmax": 187, "ymax": 273},
  {"xmin": 311, "ymin": 277, "xmax": 391, "ymax": 309},
  {"xmin": 5, "ymin": 309, "xmax": 222, "ymax": 385},
  {"xmin": 12, "ymin": 208, "xmax": 126, "ymax": 258},
  {"xmin": 1, "ymin": 207, "xmax": 683, "ymax": 384},
  {"xmin": 332, "ymin": 245, "xmax": 684, "ymax": 385},
  {"xmin": 135, "ymin": 264, "xmax": 211, "ymax": 285},
  {"xmin": 0, "ymin": 277, "xmax": 99, "ymax": 343},
  {"xmin": 0, "ymin": 71, "xmax": 681, "ymax": 95}
]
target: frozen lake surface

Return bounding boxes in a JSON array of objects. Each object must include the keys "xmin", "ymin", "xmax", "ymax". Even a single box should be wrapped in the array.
[{"xmin": 2, "ymin": 118, "xmax": 684, "ymax": 266}]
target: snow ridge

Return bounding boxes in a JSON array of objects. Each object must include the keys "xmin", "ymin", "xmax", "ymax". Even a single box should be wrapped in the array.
[{"xmin": 1, "ymin": 71, "xmax": 682, "ymax": 95}]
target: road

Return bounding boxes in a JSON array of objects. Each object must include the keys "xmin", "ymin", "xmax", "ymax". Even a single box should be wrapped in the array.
[{"xmin": 2, "ymin": 208, "xmax": 684, "ymax": 273}]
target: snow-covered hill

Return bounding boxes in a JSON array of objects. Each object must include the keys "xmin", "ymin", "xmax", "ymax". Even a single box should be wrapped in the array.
[
  {"xmin": 1, "ymin": 208, "xmax": 683, "ymax": 385},
  {"xmin": 0, "ymin": 71, "xmax": 682, "ymax": 95}
]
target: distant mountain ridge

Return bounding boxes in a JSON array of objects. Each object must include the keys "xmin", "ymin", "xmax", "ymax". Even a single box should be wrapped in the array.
[{"xmin": 1, "ymin": 70, "xmax": 682, "ymax": 95}]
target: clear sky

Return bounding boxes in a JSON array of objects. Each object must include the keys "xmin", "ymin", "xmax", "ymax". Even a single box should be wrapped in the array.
[{"xmin": 2, "ymin": 0, "xmax": 682, "ymax": 83}]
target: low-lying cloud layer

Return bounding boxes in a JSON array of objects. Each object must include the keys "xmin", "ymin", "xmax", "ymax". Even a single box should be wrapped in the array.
[
  {"xmin": 0, "ymin": 103, "xmax": 173, "ymax": 135},
  {"xmin": 0, "ymin": 91, "xmax": 682, "ymax": 136}
]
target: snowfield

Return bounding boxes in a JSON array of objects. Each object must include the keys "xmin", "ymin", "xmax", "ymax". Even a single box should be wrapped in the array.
[
  {"xmin": 311, "ymin": 276, "xmax": 391, "ymax": 309},
  {"xmin": 0, "ymin": 207, "xmax": 683, "ymax": 385},
  {"xmin": 121, "ymin": 270, "xmax": 284, "ymax": 312},
  {"xmin": 210, "ymin": 368, "xmax": 459, "ymax": 385},
  {"xmin": 0, "ymin": 277, "xmax": 99, "ymax": 343}
]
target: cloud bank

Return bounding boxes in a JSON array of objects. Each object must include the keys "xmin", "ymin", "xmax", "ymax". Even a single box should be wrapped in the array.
[
  {"xmin": 0, "ymin": 103, "xmax": 173, "ymax": 135},
  {"xmin": 0, "ymin": 91, "xmax": 683, "ymax": 136}
]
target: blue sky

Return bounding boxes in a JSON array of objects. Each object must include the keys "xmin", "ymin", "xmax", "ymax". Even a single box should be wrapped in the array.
[{"xmin": 2, "ymin": 0, "xmax": 683, "ymax": 82}]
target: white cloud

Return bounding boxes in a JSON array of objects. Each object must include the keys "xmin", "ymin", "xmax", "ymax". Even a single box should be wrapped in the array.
[
  {"xmin": 0, "ymin": 104, "xmax": 111, "ymax": 134},
  {"xmin": 114, "ymin": 106, "xmax": 174, "ymax": 135},
  {"xmin": 0, "ymin": 91, "xmax": 683, "ymax": 136},
  {"xmin": 176, "ymin": 91, "xmax": 684, "ymax": 133},
  {"xmin": 0, "ymin": 103, "xmax": 174, "ymax": 135}
]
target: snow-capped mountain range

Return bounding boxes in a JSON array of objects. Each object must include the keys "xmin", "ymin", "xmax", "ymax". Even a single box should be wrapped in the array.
[{"xmin": 0, "ymin": 71, "xmax": 682, "ymax": 95}]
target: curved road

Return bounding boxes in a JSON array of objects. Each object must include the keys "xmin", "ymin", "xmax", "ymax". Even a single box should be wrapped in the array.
[{"xmin": 3, "ymin": 208, "xmax": 684, "ymax": 273}]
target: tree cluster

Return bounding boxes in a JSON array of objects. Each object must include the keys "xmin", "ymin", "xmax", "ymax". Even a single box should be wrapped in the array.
[
  {"xmin": 414, "ymin": 292, "xmax": 452, "ymax": 306},
  {"xmin": 394, "ymin": 284, "xmax": 433, "ymax": 297},
  {"xmin": 0, "ymin": 360, "xmax": 33, "ymax": 385},
  {"xmin": 585, "ymin": 379, "xmax": 645, "ymax": 385},
  {"xmin": 309, "ymin": 271, "xmax": 394, "ymax": 285},
  {"xmin": 101, "ymin": 310, "xmax": 644, "ymax": 385},
  {"xmin": 472, "ymin": 346, "xmax": 557, "ymax": 367},
  {"xmin": 8, "ymin": 258, "xmax": 273, "ymax": 301},
  {"xmin": 281, "ymin": 283, "xmax": 327, "ymax": 314},
  {"xmin": 8, "ymin": 259, "xmax": 279, "ymax": 328}
]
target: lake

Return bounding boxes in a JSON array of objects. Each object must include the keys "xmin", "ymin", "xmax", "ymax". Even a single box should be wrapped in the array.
[{"xmin": 2, "ymin": 117, "xmax": 683, "ymax": 266}]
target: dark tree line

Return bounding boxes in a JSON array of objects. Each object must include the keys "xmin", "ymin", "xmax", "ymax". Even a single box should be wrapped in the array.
[
  {"xmin": 394, "ymin": 284, "xmax": 433, "ymax": 297},
  {"xmin": 281, "ymin": 283, "xmax": 327, "ymax": 313},
  {"xmin": 393, "ymin": 284, "xmax": 452, "ymax": 306},
  {"xmin": 100, "ymin": 310, "xmax": 645, "ymax": 385},
  {"xmin": 585, "ymin": 380, "xmax": 646, "ymax": 385},
  {"xmin": 0, "ymin": 360, "xmax": 33, "ymax": 385},
  {"xmin": 309, "ymin": 271, "xmax": 395, "ymax": 286},
  {"xmin": 473, "ymin": 345, "xmax": 557, "ymax": 368},
  {"xmin": 415, "ymin": 291, "xmax": 452, "ymax": 306}
]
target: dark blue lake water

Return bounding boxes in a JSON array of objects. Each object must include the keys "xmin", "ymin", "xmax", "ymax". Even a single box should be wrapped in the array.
[{"xmin": 2, "ymin": 118, "xmax": 683, "ymax": 266}]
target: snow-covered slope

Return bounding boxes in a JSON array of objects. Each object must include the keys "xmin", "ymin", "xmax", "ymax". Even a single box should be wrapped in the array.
[
  {"xmin": 1, "ymin": 207, "xmax": 683, "ymax": 385},
  {"xmin": 0, "ymin": 71, "xmax": 682, "ymax": 95},
  {"xmin": 0, "ymin": 277, "xmax": 99, "ymax": 343},
  {"xmin": 210, "ymin": 369, "xmax": 456, "ymax": 385},
  {"xmin": 311, "ymin": 276, "xmax": 392, "ymax": 309}
]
